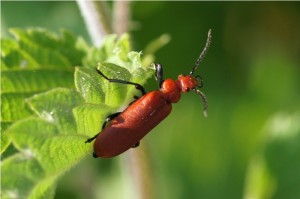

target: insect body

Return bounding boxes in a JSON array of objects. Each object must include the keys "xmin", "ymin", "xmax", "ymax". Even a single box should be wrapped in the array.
[{"xmin": 86, "ymin": 30, "xmax": 212, "ymax": 158}]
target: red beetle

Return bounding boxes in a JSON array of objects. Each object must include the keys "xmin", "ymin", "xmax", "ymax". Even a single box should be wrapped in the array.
[{"xmin": 86, "ymin": 30, "xmax": 212, "ymax": 158}]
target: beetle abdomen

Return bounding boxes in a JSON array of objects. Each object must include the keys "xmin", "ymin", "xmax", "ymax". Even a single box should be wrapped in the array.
[{"xmin": 93, "ymin": 91, "xmax": 172, "ymax": 158}]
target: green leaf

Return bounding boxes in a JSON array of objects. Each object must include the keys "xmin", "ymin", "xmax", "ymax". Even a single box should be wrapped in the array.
[
  {"xmin": 9, "ymin": 28, "xmax": 85, "ymax": 68},
  {"xmin": 1, "ymin": 93, "xmax": 33, "ymax": 122},
  {"xmin": 83, "ymin": 34, "xmax": 119, "ymax": 68},
  {"xmin": 1, "ymin": 28, "xmax": 86, "ymax": 152},
  {"xmin": 26, "ymin": 88, "xmax": 84, "ymax": 135},
  {"xmin": 9, "ymin": 29, "xmax": 69, "ymax": 68},
  {"xmin": 2, "ymin": 117, "xmax": 88, "ymax": 199},
  {"xmin": 75, "ymin": 63, "xmax": 147, "ymax": 108},
  {"xmin": 1, "ymin": 38, "xmax": 39, "ymax": 70},
  {"xmin": 82, "ymin": 33, "xmax": 155, "ymax": 74},
  {"xmin": 1, "ymin": 69, "xmax": 74, "ymax": 152},
  {"xmin": 1, "ymin": 27, "xmax": 162, "ymax": 199},
  {"xmin": 1, "ymin": 154, "xmax": 55, "ymax": 199},
  {"xmin": 96, "ymin": 63, "xmax": 135, "ymax": 106},
  {"xmin": 73, "ymin": 104, "xmax": 113, "ymax": 137},
  {"xmin": 2, "ymin": 88, "xmax": 86, "ymax": 199},
  {"xmin": 1, "ymin": 38, "xmax": 19, "ymax": 55},
  {"xmin": 74, "ymin": 67, "xmax": 106, "ymax": 105},
  {"xmin": 1, "ymin": 124, "xmax": 11, "ymax": 153},
  {"xmin": 1, "ymin": 70, "xmax": 74, "ymax": 93}
]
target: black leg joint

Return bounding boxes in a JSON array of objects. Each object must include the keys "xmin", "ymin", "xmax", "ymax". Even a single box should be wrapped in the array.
[
  {"xmin": 85, "ymin": 134, "xmax": 98, "ymax": 143},
  {"xmin": 132, "ymin": 141, "xmax": 140, "ymax": 148},
  {"xmin": 154, "ymin": 63, "xmax": 164, "ymax": 88},
  {"xmin": 92, "ymin": 152, "xmax": 98, "ymax": 158},
  {"xmin": 102, "ymin": 112, "xmax": 121, "ymax": 130}
]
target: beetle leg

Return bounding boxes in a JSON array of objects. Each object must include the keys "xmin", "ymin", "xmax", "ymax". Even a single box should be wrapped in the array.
[
  {"xmin": 132, "ymin": 141, "xmax": 140, "ymax": 148},
  {"xmin": 85, "ymin": 135, "xmax": 98, "ymax": 143},
  {"xmin": 101, "ymin": 112, "xmax": 121, "ymax": 130},
  {"xmin": 154, "ymin": 63, "xmax": 164, "ymax": 88},
  {"xmin": 85, "ymin": 112, "xmax": 121, "ymax": 144},
  {"xmin": 96, "ymin": 69, "xmax": 147, "ymax": 96}
]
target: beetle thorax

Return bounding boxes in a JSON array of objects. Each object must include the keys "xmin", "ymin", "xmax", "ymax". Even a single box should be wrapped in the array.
[
  {"xmin": 177, "ymin": 75, "xmax": 198, "ymax": 93},
  {"xmin": 160, "ymin": 79, "xmax": 181, "ymax": 103}
]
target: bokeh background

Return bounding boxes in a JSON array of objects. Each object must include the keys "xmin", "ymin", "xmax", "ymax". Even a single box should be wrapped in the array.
[{"xmin": 2, "ymin": 2, "xmax": 300, "ymax": 199}]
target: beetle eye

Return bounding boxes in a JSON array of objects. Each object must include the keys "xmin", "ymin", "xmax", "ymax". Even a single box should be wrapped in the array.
[{"xmin": 195, "ymin": 75, "xmax": 204, "ymax": 88}]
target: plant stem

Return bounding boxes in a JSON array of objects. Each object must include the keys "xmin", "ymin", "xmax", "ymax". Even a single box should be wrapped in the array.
[
  {"xmin": 76, "ymin": 1, "xmax": 112, "ymax": 46},
  {"xmin": 77, "ymin": 2, "xmax": 154, "ymax": 199},
  {"xmin": 124, "ymin": 145, "xmax": 154, "ymax": 199},
  {"xmin": 113, "ymin": 1, "xmax": 130, "ymax": 35},
  {"xmin": 112, "ymin": 2, "xmax": 154, "ymax": 199}
]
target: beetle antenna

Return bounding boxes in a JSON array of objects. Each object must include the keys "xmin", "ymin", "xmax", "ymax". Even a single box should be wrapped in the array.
[
  {"xmin": 194, "ymin": 89, "xmax": 208, "ymax": 117},
  {"xmin": 190, "ymin": 29, "xmax": 212, "ymax": 76}
]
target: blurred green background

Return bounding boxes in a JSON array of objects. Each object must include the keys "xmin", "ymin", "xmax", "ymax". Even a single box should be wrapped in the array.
[{"xmin": 2, "ymin": 1, "xmax": 300, "ymax": 199}]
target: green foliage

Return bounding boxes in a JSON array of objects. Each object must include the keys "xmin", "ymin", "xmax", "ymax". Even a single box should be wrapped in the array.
[
  {"xmin": 243, "ymin": 112, "xmax": 300, "ymax": 199},
  {"xmin": 1, "ymin": 28, "xmax": 158, "ymax": 199},
  {"xmin": 2, "ymin": 2, "xmax": 300, "ymax": 199},
  {"xmin": 1, "ymin": 29, "xmax": 84, "ymax": 153}
]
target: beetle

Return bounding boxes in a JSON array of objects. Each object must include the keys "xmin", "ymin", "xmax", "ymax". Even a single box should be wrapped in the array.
[{"xmin": 85, "ymin": 29, "xmax": 212, "ymax": 158}]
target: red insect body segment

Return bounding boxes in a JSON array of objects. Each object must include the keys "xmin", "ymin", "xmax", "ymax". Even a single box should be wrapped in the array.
[
  {"xmin": 93, "ymin": 91, "xmax": 172, "ymax": 158},
  {"xmin": 160, "ymin": 79, "xmax": 181, "ymax": 103},
  {"xmin": 177, "ymin": 75, "xmax": 198, "ymax": 93}
]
